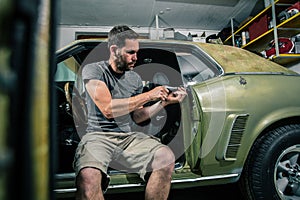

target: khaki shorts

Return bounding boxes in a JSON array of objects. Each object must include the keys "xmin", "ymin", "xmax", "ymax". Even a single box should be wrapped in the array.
[{"xmin": 73, "ymin": 131, "xmax": 166, "ymax": 181}]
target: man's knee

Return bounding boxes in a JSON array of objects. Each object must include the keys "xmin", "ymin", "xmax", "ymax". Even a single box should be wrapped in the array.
[
  {"xmin": 152, "ymin": 146, "xmax": 175, "ymax": 171},
  {"xmin": 76, "ymin": 167, "xmax": 105, "ymax": 199},
  {"xmin": 77, "ymin": 167, "xmax": 102, "ymax": 184}
]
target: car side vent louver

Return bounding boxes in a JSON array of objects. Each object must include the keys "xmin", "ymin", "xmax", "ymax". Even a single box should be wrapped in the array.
[{"xmin": 225, "ymin": 114, "xmax": 249, "ymax": 159}]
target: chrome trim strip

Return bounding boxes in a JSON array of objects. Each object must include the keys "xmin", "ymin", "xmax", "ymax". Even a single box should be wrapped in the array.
[
  {"xmin": 54, "ymin": 173, "xmax": 239, "ymax": 194},
  {"xmin": 171, "ymin": 173, "xmax": 239, "ymax": 183},
  {"xmin": 54, "ymin": 188, "xmax": 76, "ymax": 194},
  {"xmin": 106, "ymin": 183, "xmax": 144, "ymax": 189},
  {"xmin": 55, "ymin": 172, "xmax": 75, "ymax": 179}
]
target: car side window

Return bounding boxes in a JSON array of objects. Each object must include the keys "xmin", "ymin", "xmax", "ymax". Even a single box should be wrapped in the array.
[
  {"xmin": 55, "ymin": 56, "xmax": 80, "ymax": 82},
  {"xmin": 177, "ymin": 53, "xmax": 218, "ymax": 85}
]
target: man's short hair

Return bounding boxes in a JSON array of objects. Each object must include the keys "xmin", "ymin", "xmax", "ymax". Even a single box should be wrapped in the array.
[{"xmin": 108, "ymin": 25, "xmax": 139, "ymax": 48}]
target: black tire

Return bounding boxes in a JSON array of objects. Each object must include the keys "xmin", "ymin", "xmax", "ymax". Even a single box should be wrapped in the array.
[{"xmin": 239, "ymin": 124, "xmax": 300, "ymax": 200}]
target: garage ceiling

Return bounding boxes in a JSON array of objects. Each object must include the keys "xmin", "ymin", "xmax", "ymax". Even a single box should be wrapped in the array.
[{"xmin": 59, "ymin": 0, "xmax": 262, "ymax": 31}]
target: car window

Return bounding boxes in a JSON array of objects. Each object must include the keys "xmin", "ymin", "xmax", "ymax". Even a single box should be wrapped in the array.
[
  {"xmin": 176, "ymin": 52, "xmax": 218, "ymax": 85},
  {"xmin": 54, "ymin": 56, "xmax": 80, "ymax": 82},
  {"xmin": 173, "ymin": 44, "xmax": 221, "ymax": 86},
  {"xmin": 134, "ymin": 47, "xmax": 183, "ymax": 87}
]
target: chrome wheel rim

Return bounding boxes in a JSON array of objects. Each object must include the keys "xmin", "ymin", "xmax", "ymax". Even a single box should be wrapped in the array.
[{"xmin": 274, "ymin": 145, "xmax": 300, "ymax": 200}]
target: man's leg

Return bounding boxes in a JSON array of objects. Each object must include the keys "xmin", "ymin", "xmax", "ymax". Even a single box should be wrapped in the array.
[
  {"xmin": 145, "ymin": 146, "xmax": 175, "ymax": 200},
  {"xmin": 76, "ymin": 167, "xmax": 105, "ymax": 200}
]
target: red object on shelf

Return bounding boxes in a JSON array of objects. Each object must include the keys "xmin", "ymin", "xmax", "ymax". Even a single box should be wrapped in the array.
[
  {"xmin": 288, "ymin": 2, "xmax": 300, "ymax": 11},
  {"xmin": 265, "ymin": 38, "xmax": 294, "ymax": 58},
  {"xmin": 248, "ymin": 14, "xmax": 268, "ymax": 41}
]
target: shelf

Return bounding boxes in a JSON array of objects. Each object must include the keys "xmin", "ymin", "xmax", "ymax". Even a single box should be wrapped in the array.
[
  {"xmin": 242, "ymin": 13, "xmax": 300, "ymax": 53},
  {"xmin": 278, "ymin": 11, "xmax": 300, "ymax": 29},
  {"xmin": 223, "ymin": 1, "xmax": 276, "ymax": 45},
  {"xmin": 241, "ymin": 29, "xmax": 273, "ymax": 52},
  {"xmin": 224, "ymin": 0, "xmax": 300, "ymax": 66},
  {"xmin": 270, "ymin": 54, "xmax": 300, "ymax": 65}
]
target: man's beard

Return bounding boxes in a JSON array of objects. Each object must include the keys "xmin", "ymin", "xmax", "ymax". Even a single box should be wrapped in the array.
[{"xmin": 115, "ymin": 53, "xmax": 133, "ymax": 71}]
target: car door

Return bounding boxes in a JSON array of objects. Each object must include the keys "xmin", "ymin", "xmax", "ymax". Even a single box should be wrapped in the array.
[{"xmin": 174, "ymin": 44, "xmax": 223, "ymax": 170}]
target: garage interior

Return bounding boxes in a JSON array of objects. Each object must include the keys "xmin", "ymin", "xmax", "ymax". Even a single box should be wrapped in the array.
[
  {"xmin": 1, "ymin": 0, "xmax": 300, "ymax": 200},
  {"xmin": 58, "ymin": 0, "xmax": 300, "ymax": 71},
  {"xmin": 57, "ymin": 0, "xmax": 259, "ymax": 45}
]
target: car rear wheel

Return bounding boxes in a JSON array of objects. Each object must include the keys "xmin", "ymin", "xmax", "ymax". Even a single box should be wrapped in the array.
[{"xmin": 240, "ymin": 124, "xmax": 300, "ymax": 200}]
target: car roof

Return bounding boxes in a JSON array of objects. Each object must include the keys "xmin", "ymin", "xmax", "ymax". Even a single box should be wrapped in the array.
[{"xmin": 195, "ymin": 42, "xmax": 297, "ymax": 75}]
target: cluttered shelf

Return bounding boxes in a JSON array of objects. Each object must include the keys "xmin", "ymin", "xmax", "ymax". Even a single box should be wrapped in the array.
[
  {"xmin": 271, "ymin": 53, "xmax": 300, "ymax": 65},
  {"xmin": 243, "ymin": 13, "xmax": 300, "ymax": 52},
  {"xmin": 223, "ymin": 1, "xmax": 275, "ymax": 46},
  {"xmin": 223, "ymin": 0, "xmax": 300, "ymax": 65}
]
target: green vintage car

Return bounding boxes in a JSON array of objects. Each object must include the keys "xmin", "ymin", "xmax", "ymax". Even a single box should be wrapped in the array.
[{"xmin": 54, "ymin": 39, "xmax": 300, "ymax": 200}]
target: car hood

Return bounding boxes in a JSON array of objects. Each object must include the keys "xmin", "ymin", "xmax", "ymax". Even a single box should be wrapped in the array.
[{"xmin": 195, "ymin": 42, "xmax": 298, "ymax": 75}]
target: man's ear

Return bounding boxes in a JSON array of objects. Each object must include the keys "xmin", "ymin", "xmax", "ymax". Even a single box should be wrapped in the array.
[{"xmin": 110, "ymin": 45, "xmax": 118, "ymax": 55}]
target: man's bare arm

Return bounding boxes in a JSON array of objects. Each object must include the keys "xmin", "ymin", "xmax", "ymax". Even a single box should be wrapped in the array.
[
  {"xmin": 85, "ymin": 79, "xmax": 170, "ymax": 119},
  {"xmin": 132, "ymin": 87, "xmax": 187, "ymax": 124}
]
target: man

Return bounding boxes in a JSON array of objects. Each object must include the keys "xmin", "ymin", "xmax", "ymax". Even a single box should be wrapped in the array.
[{"xmin": 73, "ymin": 25, "xmax": 187, "ymax": 200}]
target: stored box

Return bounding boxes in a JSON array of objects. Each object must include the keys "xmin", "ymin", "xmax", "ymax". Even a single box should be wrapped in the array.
[{"xmin": 248, "ymin": 14, "xmax": 268, "ymax": 41}]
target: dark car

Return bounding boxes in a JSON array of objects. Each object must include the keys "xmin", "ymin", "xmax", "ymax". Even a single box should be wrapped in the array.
[{"xmin": 54, "ymin": 39, "xmax": 300, "ymax": 200}]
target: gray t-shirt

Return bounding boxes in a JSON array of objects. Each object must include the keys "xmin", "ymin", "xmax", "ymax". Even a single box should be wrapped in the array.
[{"xmin": 82, "ymin": 61, "xmax": 143, "ymax": 133}]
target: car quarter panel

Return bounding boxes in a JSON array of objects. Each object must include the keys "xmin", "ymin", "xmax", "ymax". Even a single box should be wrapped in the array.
[{"xmin": 188, "ymin": 73, "xmax": 300, "ymax": 176}]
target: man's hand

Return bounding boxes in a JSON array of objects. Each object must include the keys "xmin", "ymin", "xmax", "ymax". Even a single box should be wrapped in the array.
[
  {"xmin": 164, "ymin": 87, "xmax": 187, "ymax": 105},
  {"xmin": 147, "ymin": 86, "xmax": 169, "ymax": 101},
  {"xmin": 132, "ymin": 86, "xmax": 187, "ymax": 124}
]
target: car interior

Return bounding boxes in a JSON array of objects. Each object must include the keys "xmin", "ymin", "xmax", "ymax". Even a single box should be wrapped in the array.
[{"xmin": 55, "ymin": 43, "xmax": 188, "ymax": 173}]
